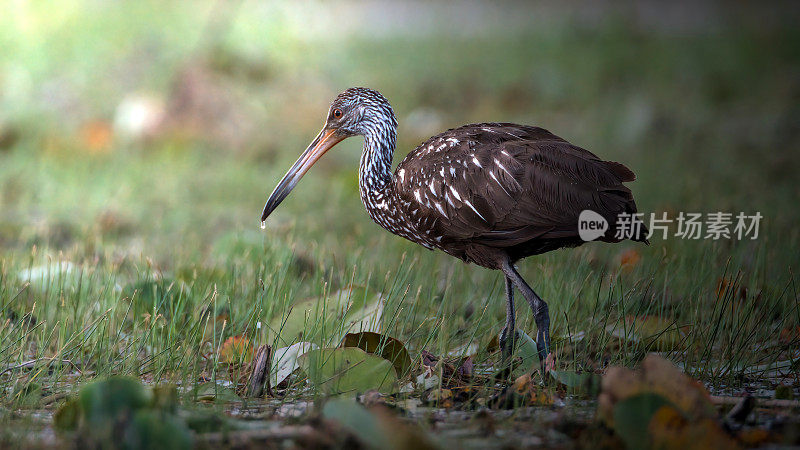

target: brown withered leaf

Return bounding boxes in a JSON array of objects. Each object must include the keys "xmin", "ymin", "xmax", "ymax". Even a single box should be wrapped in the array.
[
  {"xmin": 647, "ymin": 405, "xmax": 740, "ymax": 449},
  {"xmin": 420, "ymin": 350, "xmax": 474, "ymax": 389},
  {"xmin": 598, "ymin": 354, "xmax": 716, "ymax": 427},
  {"xmin": 489, "ymin": 374, "xmax": 556, "ymax": 409},
  {"xmin": 599, "ymin": 354, "xmax": 740, "ymax": 449},
  {"xmin": 219, "ymin": 335, "xmax": 252, "ymax": 365}
]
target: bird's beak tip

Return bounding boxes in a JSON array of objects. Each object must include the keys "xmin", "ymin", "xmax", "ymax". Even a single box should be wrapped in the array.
[{"xmin": 258, "ymin": 127, "xmax": 347, "ymax": 226}]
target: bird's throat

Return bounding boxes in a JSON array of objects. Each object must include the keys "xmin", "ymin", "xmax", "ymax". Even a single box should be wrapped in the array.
[{"xmin": 358, "ymin": 127, "xmax": 397, "ymax": 219}]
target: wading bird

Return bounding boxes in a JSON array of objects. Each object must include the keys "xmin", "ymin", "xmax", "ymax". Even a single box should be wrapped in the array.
[{"xmin": 260, "ymin": 87, "xmax": 647, "ymax": 375}]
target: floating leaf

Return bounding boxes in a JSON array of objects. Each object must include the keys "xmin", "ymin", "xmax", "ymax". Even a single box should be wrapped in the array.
[
  {"xmin": 598, "ymin": 354, "xmax": 717, "ymax": 429},
  {"xmin": 613, "ymin": 393, "xmax": 675, "ymax": 450},
  {"xmin": 122, "ymin": 410, "xmax": 193, "ymax": 450},
  {"xmin": 322, "ymin": 398, "xmax": 389, "ymax": 448},
  {"xmin": 549, "ymin": 370, "xmax": 601, "ymax": 396},
  {"xmin": 342, "ymin": 332, "xmax": 413, "ymax": 377},
  {"xmin": 647, "ymin": 402, "xmax": 741, "ymax": 449},
  {"xmin": 78, "ymin": 376, "xmax": 151, "ymax": 427},
  {"xmin": 299, "ymin": 347, "xmax": 398, "ymax": 395},
  {"xmin": 268, "ymin": 285, "xmax": 384, "ymax": 347},
  {"xmin": 192, "ymin": 382, "xmax": 241, "ymax": 403},
  {"xmin": 512, "ymin": 330, "xmax": 540, "ymax": 377},
  {"xmin": 54, "ymin": 398, "xmax": 81, "ymax": 430},
  {"xmin": 271, "ymin": 342, "xmax": 318, "ymax": 387},
  {"xmin": 322, "ymin": 398, "xmax": 438, "ymax": 449}
]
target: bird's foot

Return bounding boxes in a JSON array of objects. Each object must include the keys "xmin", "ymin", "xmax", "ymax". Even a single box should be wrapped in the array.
[
  {"xmin": 498, "ymin": 327, "xmax": 520, "ymax": 362},
  {"xmin": 538, "ymin": 352, "xmax": 556, "ymax": 384},
  {"xmin": 496, "ymin": 327, "xmax": 521, "ymax": 382}
]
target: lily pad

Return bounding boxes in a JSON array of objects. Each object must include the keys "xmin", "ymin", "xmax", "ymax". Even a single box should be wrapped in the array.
[
  {"xmin": 122, "ymin": 410, "xmax": 193, "ymax": 450},
  {"xmin": 322, "ymin": 398, "xmax": 389, "ymax": 448},
  {"xmin": 341, "ymin": 332, "xmax": 413, "ymax": 377},
  {"xmin": 549, "ymin": 370, "xmax": 601, "ymax": 396},
  {"xmin": 268, "ymin": 285, "xmax": 384, "ymax": 347},
  {"xmin": 511, "ymin": 330, "xmax": 540, "ymax": 377},
  {"xmin": 613, "ymin": 393, "xmax": 676, "ymax": 450},
  {"xmin": 191, "ymin": 382, "xmax": 241, "ymax": 403},
  {"xmin": 299, "ymin": 347, "xmax": 398, "ymax": 395},
  {"xmin": 78, "ymin": 376, "xmax": 151, "ymax": 426}
]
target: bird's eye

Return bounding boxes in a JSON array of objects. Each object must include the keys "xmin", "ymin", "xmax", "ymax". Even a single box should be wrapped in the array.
[{"xmin": 332, "ymin": 108, "xmax": 343, "ymax": 119}]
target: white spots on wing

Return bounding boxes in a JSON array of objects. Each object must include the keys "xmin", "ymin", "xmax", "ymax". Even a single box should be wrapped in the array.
[
  {"xmin": 414, "ymin": 189, "xmax": 422, "ymax": 203},
  {"xmin": 463, "ymin": 199, "xmax": 487, "ymax": 222},
  {"xmin": 449, "ymin": 167, "xmax": 456, "ymax": 176},
  {"xmin": 398, "ymin": 168, "xmax": 405, "ymax": 182},
  {"xmin": 444, "ymin": 191, "xmax": 455, "ymax": 208},
  {"xmin": 446, "ymin": 137, "xmax": 459, "ymax": 146},
  {"xmin": 439, "ymin": 167, "xmax": 445, "ymax": 177},
  {"xmin": 428, "ymin": 180, "xmax": 436, "ymax": 195},
  {"xmin": 494, "ymin": 158, "xmax": 512, "ymax": 177},
  {"xmin": 489, "ymin": 170, "xmax": 511, "ymax": 196},
  {"xmin": 482, "ymin": 127, "xmax": 497, "ymax": 133},
  {"xmin": 434, "ymin": 202, "xmax": 447, "ymax": 218},
  {"xmin": 449, "ymin": 185, "xmax": 461, "ymax": 201},
  {"xmin": 472, "ymin": 156, "xmax": 482, "ymax": 168},
  {"xmin": 436, "ymin": 143, "xmax": 447, "ymax": 152},
  {"xmin": 500, "ymin": 150, "xmax": 510, "ymax": 157}
]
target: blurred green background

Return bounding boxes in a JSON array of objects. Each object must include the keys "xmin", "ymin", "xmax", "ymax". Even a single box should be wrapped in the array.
[{"xmin": 0, "ymin": 1, "xmax": 798, "ymax": 332}]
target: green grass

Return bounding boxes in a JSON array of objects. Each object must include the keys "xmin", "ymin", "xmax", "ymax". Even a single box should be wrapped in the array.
[{"xmin": 0, "ymin": 1, "xmax": 799, "ymax": 445}]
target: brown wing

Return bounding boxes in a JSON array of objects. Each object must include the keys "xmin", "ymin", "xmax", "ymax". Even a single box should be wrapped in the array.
[{"xmin": 392, "ymin": 123, "xmax": 643, "ymax": 247}]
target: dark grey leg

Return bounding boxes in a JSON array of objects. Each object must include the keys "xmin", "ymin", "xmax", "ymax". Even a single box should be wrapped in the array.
[
  {"xmin": 498, "ymin": 276, "xmax": 516, "ymax": 363},
  {"xmin": 500, "ymin": 260, "xmax": 552, "ymax": 375}
]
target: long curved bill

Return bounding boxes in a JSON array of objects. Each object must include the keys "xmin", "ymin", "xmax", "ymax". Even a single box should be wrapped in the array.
[{"xmin": 260, "ymin": 128, "xmax": 346, "ymax": 225}]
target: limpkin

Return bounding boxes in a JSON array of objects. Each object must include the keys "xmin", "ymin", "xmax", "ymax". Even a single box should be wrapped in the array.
[{"xmin": 261, "ymin": 87, "xmax": 647, "ymax": 375}]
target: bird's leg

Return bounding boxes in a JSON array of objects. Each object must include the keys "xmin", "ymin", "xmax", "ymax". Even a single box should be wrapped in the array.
[
  {"xmin": 501, "ymin": 260, "xmax": 552, "ymax": 377},
  {"xmin": 499, "ymin": 276, "xmax": 517, "ymax": 364}
]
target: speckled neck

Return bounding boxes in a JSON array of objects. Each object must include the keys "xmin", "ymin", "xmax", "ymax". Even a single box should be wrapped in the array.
[{"xmin": 358, "ymin": 117, "xmax": 397, "ymax": 211}]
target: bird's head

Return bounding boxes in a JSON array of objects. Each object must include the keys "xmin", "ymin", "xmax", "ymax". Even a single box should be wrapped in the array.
[{"xmin": 260, "ymin": 87, "xmax": 396, "ymax": 224}]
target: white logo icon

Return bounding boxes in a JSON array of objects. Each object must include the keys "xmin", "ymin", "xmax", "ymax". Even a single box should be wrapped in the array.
[{"xmin": 578, "ymin": 210, "xmax": 608, "ymax": 241}]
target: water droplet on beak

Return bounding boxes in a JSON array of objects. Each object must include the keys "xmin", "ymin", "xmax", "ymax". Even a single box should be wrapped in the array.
[{"xmin": 260, "ymin": 220, "xmax": 266, "ymax": 230}]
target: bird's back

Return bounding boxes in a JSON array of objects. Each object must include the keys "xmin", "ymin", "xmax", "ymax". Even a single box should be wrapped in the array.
[{"xmin": 391, "ymin": 123, "xmax": 646, "ymax": 268}]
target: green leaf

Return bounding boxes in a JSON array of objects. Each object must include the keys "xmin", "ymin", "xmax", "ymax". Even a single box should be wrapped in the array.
[
  {"xmin": 269, "ymin": 285, "xmax": 383, "ymax": 347},
  {"xmin": 341, "ymin": 332, "xmax": 413, "ymax": 377},
  {"xmin": 191, "ymin": 382, "xmax": 241, "ymax": 403},
  {"xmin": 613, "ymin": 393, "xmax": 679, "ymax": 450},
  {"xmin": 322, "ymin": 399, "xmax": 390, "ymax": 449},
  {"xmin": 549, "ymin": 370, "xmax": 601, "ymax": 396},
  {"xmin": 299, "ymin": 347, "xmax": 399, "ymax": 395},
  {"xmin": 54, "ymin": 398, "xmax": 81, "ymax": 430},
  {"xmin": 78, "ymin": 376, "xmax": 151, "ymax": 426},
  {"xmin": 512, "ymin": 330, "xmax": 540, "ymax": 377},
  {"xmin": 122, "ymin": 410, "xmax": 193, "ymax": 450}
]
